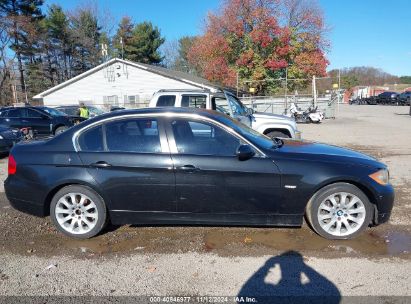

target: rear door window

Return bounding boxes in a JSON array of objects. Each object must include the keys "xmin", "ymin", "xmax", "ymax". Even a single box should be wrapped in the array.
[
  {"xmin": 105, "ymin": 118, "xmax": 161, "ymax": 153},
  {"xmin": 26, "ymin": 109, "xmax": 44, "ymax": 118},
  {"xmin": 156, "ymin": 95, "xmax": 176, "ymax": 107},
  {"xmin": 181, "ymin": 95, "xmax": 207, "ymax": 108}
]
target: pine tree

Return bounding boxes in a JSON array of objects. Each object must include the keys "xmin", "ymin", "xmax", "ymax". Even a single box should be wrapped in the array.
[
  {"xmin": 70, "ymin": 7, "xmax": 101, "ymax": 74},
  {"xmin": 126, "ymin": 21, "xmax": 165, "ymax": 64},
  {"xmin": 44, "ymin": 4, "xmax": 72, "ymax": 81},
  {"xmin": 0, "ymin": 0, "xmax": 44, "ymax": 96},
  {"xmin": 113, "ymin": 16, "xmax": 133, "ymax": 59}
]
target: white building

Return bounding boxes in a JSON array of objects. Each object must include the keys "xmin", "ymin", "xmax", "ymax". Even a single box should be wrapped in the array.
[{"xmin": 33, "ymin": 58, "xmax": 219, "ymax": 109}]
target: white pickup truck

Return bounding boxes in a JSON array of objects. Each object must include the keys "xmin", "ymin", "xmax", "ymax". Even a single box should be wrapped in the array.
[{"xmin": 149, "ymin": 89, "xmax": 301, "ymax": 139}]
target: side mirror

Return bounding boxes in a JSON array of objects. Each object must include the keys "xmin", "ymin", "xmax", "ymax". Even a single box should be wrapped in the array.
[
  {"xmin": 247, "ymin": 107, "xmax": 254, "ymax": 115},
  {"xmin": 236, "ymin": 144, "xmax": 255, "ymax": 161}
]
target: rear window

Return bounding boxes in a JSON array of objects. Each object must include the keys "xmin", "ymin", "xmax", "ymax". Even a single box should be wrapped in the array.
[
  {"xmin": 78, "ymin": 125, "xmax": 104, "ymax": 152},
  {"xmin": 156, "ymin": 95, "xmax": 176, "ymax": 107}
]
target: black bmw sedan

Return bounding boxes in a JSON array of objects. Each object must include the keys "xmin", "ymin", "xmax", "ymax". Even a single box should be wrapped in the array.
[{"xmin": 5, "ymin": 108, "xmax": 394, "ymax": 239}]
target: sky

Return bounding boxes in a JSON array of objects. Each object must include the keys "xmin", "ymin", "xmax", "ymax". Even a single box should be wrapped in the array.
[{"xmin": 47, "ymin": 0, "xmax": 411, "ymax": 76}]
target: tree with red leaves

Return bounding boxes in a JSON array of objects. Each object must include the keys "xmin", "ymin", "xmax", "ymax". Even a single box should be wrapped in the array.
[{"xmin": 188, "ymin": 0, "xmax": 329, "ymax": 94}]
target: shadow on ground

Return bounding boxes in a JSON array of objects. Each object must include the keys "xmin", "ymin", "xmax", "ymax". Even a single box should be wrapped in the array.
[{"xmin": 238, "ymin": 251, "xmax": 341, "ymax": 304}]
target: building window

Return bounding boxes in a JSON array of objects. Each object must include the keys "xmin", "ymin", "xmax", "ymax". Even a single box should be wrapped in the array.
[{"xmin": 103, "ymin": 95, "xmax": 119, "ymax": 107}]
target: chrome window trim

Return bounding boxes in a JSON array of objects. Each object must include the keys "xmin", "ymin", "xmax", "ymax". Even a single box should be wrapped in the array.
[
  {"xmin": 73, "ymin": 115, "xmax": 169, "ymax": 154},
  {"xmin": 72, "ymin": 112, "xmax": 267, "ymax": 157}
]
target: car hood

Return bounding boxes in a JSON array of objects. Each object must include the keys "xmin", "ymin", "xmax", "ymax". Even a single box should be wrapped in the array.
[
  {"xmin": 252, "ymin": 112, "xmax": 295, "ymax": 123},
  {"xmin": 0, "ymin": 127, "xmax": 22, "ymax": 140},
  {"xmin": 269, "ymin": 139, "xmax": 384, "ymax": 168}
]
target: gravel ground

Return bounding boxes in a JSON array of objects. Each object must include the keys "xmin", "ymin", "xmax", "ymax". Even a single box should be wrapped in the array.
[{"xmin": 0, "ymin": 104, "xmax": 410, "ymax": 300}]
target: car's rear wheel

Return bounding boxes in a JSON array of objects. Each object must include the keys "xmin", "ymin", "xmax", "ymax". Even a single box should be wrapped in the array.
[
  {"xmin": 265, "ymin": 130, "xmax": 290, "ymax": 138},
  {"xmin": 50, "ymin": 185, "xmax": 107, "ymax": 239},
  {"xmin": 305, "ymin": 183, "xmax": 373, "ymax": 240}
]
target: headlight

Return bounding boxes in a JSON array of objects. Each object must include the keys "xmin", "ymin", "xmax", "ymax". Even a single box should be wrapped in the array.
[
  {"xmin": 0, "ymin": 135, "xmax": 3, "ymax": 139},
  {"xmin": 369, "ymin": 169, "xmax": 389, "ymax": 185}
]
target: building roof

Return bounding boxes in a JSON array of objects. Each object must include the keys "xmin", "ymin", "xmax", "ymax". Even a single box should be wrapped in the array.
[{"xmin": 33, "ymin": 58, "xmax": 221, "ymax": 99}]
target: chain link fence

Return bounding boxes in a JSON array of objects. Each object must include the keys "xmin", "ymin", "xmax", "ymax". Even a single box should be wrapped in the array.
[{"xmin": 240, "ymin": 94, "xmax": 339, "ymax": 118}]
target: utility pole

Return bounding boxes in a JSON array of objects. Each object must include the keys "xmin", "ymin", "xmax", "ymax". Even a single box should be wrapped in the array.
[
  {"xmin": 337, "ymin": 69, "xmax": 341, "ymax": 114},
  {"xmin": 120, "ymin": 37, "xmax": 124, "ymax": 60},
  {"xmin": 313, "ymin": 75, "xmax": 317, "ymax": 107},
  {"xmin": 22, "ymin": 71, "xmax": 28, "ymax": 104},
  {"xmin": 236, "ymin": 71, "xmax": 239, "ymax": 97},
  {"xmin": 284, "ymin": 67, "xmax": 288, "ymax": 113}
]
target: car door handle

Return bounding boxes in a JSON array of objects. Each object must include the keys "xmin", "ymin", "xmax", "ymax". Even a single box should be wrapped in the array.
[
  {"xmin": 176, "ymin": 165, "xmax": 200, "ymax": 173},
  {"xmin": 90, "ymin": 161, "xmax": 112, "ymax": 168}
]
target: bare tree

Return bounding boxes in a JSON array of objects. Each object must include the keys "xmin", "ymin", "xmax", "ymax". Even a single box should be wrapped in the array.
[
  {"xmin": 160, "ymin": 39, "xmax": 179, "ymax": 68},
  {"xmin": 0, "ymin": 17, "xmax": 15, "ymax": 104}
]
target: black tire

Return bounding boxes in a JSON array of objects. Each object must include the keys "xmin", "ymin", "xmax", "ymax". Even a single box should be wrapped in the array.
[
  {"xmin": 305, "ymin": 182, "xmax": 373, "ymax": 240},
  {"xmin": 265, "ymin": 130, "xmax": 291, "ymax": 139},
  {"xmin": 50, "ymin": 185, "xmax": 108, "ymax": 239},
  {"xmin": 54, "ymin": 126, "xmax": 68, "ymax": 135}
]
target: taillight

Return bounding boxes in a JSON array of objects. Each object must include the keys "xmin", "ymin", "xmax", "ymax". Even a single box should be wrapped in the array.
[{"xmin": 8, "ymin": 155, "xmax": 16, "ymax": 175}]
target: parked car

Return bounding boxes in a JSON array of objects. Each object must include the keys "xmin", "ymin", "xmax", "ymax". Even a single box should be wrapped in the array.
[
  {"xmin": 5, "ymin": 108, "xmax": 394, "ymax": 240},
  {"xmin": 110, "ymin": 106, "xmax": 126, "ymax": 112},
  {"xmin": 0, "ymin": 106, "xmax": 83, "ymax": 136},
  {"xmin": 55, "ymin": 105, "xmax": 107, "ymax": 118},
  {"xmin": 0, "ymin": 125, "xmax": 23, "ymax": 154},
  {"xmin": 149, "ymin": 89, "xmax": 301, "ymax": 139},
  {"xmin": 376, "ymin": 91, "xmax": 399, "ymax": 105},
  {"xmin": 398, "ymin": 91, "xmax": 411, "ymax": 105}
]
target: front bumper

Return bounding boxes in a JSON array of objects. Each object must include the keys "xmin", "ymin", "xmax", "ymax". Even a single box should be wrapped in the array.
[{"xmin": 371, "ymin": 183, "xmax": 395, "ymax": 225}]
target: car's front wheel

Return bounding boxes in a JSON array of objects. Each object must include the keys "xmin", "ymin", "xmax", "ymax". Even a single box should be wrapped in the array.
[
  {"xmin": 50, "ymin": 185, "xmax": 107, "ymax": 239},
  {"xmin": 54, "ymin": 126, "xmax": 68, "ymax": 135},
  {"xmin": 305, "ymin": 183, "xmax": 373, "ymax": 239},
  {"xmin": 265, "ymin": 130, "xmax": 291, "ymax": 138}
]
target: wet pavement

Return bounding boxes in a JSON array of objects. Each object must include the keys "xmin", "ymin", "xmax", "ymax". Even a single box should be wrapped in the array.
[{"xmin": 1, "ymin": 192, "xmax": 410, "ymax": 260}]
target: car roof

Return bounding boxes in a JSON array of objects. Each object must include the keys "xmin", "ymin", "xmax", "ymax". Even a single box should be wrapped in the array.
[
  {"xmin": 0, "ymin": 106, "xmax": 45, "ymax": 111},
  {"xmin": 75, "ymin": 107, "xmax": 233, "ymax": 128},
  {"xmin": 93, "ymin": 107, "xmax": 220, "ymax": 118}
]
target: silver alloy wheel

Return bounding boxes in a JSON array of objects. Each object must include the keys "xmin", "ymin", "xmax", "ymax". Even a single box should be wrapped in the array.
[
  {"xmin": 317, "ymin": 192, "xmax": 366, "ymax": 237},
  {"xmin": 54, "ymin": 192, "xmax": 98, "ymax": 235}
]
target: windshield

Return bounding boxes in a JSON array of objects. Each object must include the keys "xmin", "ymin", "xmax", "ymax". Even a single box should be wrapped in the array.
[
  {"xmin": 88, "ymin": 106, "xmax": 106, "ymax": 115},
  {"xmin": 41, "ymin": 107, "xmax": 67, "ymax": 117}
]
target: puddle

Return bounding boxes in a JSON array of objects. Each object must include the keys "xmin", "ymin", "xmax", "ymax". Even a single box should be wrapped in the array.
[
  {"xmin": 204, "ymin": 227, "xmax": 411, "ymax": 257},
  {"xmin": 60, "ymin": 225, "xmax": 411, "ymax": 258}
]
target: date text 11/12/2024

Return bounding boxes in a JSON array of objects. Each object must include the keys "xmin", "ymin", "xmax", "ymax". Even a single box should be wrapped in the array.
[{"xmin": 149, "ymin": 296, "xmax": 257, "ymax": 303}]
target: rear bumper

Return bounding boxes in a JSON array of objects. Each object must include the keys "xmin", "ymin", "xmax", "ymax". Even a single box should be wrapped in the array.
[
  {"xmin": 5, "ymin": 177, "xmax": 47, "ymax": 217},
  {"xmin": 7, "ymin": 197, "xmax": 46, "ymax": 217}
]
